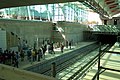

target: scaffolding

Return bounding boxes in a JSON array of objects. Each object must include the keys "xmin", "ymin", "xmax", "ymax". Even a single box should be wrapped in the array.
[{"xmin": 92, "ymin": 42, "xmax": 120, "ymax": 80}]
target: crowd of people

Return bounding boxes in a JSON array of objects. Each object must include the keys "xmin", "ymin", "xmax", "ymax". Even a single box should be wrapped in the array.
[
  {"xmin": 0, "ymin": 40, "xmax": 72, "ymax": 68},
  {"xmin": 0, "ymin": 49, "xmax": 19, "ymax": 68}
]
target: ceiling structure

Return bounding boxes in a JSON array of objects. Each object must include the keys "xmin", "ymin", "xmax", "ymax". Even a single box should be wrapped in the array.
[
  {"xmin": 0, "ymin": 0, "xmax": 119, "ymax": 18},
  {"xmin": 96, "ymin": 0, "xmax": 120, "ymax": 17},
  {"xmin": 80, "ymin": 0, "xmax": 120, "ymax": 18},
  {"xmin": 0, "ymin": 0, "xmax": 76, "ymax": 9},
  {"xmin": 105, "ymin": 0, "xmax": 120, "ymax": 15}
]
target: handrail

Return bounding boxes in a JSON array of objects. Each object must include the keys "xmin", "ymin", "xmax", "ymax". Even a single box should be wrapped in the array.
[{"xmin": 68, "ymin": 44, "xmax": 112, "ymax": 80}]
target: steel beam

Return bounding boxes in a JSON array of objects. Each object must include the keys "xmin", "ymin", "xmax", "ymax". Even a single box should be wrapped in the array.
[
  {"xmin": 101, "ymin": 50, "xmax": 120, "ymax": 54},
  {"xmin": 97, "ymin": 42, "xmax": 101, "ymax": 80},
  {"xmin": 100, "ymin": 66, "xmax": 120, "ymax": 72},
  {"xmin": 0, "ymin": 0, "xmax": 77, "ymax": 9}
]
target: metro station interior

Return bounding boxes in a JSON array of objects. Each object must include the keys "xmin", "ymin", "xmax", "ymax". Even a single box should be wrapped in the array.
[{"xmin": 0, "ymin": 0, "xmax": 120, "ymax": 80}]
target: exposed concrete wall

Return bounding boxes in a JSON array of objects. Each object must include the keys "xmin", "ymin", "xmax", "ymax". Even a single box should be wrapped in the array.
[
  {"xmin": 0, "ymin": 19, "xmax": 88, "ymax": 49},
  {"xmin": 0, "ymin": 28, "xmax": 19, "ymax": 50},
  {"xmin": 0, "ymin": 19, "xmax": 53, "ymax": 47},
  {"xmin": 0, "ymin": 30, "xmax": 7, "ymax": 50},
  {"xmin": 102, "ymin": 17, "xmax": 120, "ymax": 26},
  {"xmin": 57, "ymin": 21, "xmax": 87, "ymax": 44},
  {"xmin": 107, "ymin": 19, "xmax": 113, "ymax": 25}
]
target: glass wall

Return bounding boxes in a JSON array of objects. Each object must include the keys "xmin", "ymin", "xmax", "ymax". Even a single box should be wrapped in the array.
[{"xmin": 0, "ymin": 2, "xmax": 89, "ymax": 23}]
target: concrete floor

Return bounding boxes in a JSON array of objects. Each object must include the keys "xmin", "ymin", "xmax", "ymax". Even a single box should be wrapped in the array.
[
  {"xmin": 19, "ymin": 41, "xmax": 95, "ymax": 69},
  {"xmin": 83, "ymin": 43, "xmax": 120, "ymax": 80},
  {"xmin": 0, "ymin": 41, "xmax": 96, "ymax": 80},
  {"xmin": 1, "ymin": 42, "xmax": 119, "ymax": 80}
]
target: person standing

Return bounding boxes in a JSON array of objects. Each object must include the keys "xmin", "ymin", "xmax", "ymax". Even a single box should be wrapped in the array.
[
  {"xmin": 51, "ymin": 42, "xmax": 55, "ymax": 54},
  {"xmin": 69, "ymin": 41, "xmax": 72, "ymax": 49},
  {"xmin": 20, "ymin": 50, "xmax": 24, "ymax": 61},
  {"xmin": 61, "ymin": 43, "xmax": 64, "ymax": 53},
  {"xmin": 14, "ymin": 52, "xmax": 19, "ymax": 68},
  {"xmin": 32, "ymin": 49, "xmax": 36, "ymax": 62},
  {"xmin": 42, "ymin": 44, "xmax": 46, "ymax": 59},
  {"xmin": 38, "ymin": 48, "xmax": 43, "ymax": 61},
  {"xmin": 66, "ymin": 40, "xmax": 69, "ymax": 48},
  {"xmin": 27, "ymin": 49, "xmax": 31, "ymax": 62}
]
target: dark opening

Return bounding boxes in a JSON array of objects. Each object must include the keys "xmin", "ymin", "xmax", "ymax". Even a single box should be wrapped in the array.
[
  {"xmin": 104, "ymin": 20, "xmax": 107, "ymax": 25},
  {"xmin": 114, "ymin": 19, "xmax": 117, "ymax": 25}
]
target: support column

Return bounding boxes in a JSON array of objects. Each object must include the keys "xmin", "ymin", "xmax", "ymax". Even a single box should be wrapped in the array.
[
  {"xmin": 51, "ymin": 62, "xmax": 56, "ymax": 77},
  {"xmin": 27, "ymin": 6, "xmax": 31, "ymax": 20},
  {"xmin": 97, "ymin": 42, "xmax": 101, "ymax": 80}
]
